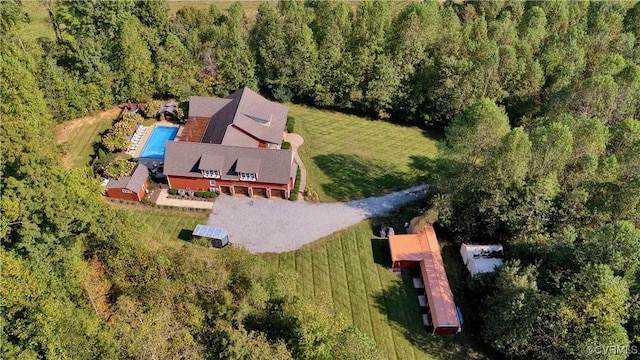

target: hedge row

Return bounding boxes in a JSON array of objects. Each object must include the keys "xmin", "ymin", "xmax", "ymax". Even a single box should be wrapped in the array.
[
  {"xmin": 289, "ymin": 167, "xmax": 301, "ymax": 201},
  {"xmin": 286, "ymin": 116, "xmax": 295, "ymax": 133},
  {"xmin": 169, "ymin": 188, "xmax": 218, "ymax": 198}
]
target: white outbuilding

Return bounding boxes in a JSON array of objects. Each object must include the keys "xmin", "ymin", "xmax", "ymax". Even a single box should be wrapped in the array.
[{"xmin": 460, "ymin": 244, "xmax": 504, "ymax": 276}]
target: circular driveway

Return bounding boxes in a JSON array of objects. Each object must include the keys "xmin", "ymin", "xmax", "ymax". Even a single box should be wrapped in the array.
[{"xmin": 207, "ymin": 185, "xmax": 429, "ymax": 253}]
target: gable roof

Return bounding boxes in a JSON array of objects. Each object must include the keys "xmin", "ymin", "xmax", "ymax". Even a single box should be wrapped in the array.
[
  {"xmin": 389, "ymin": 221, "xmax": 460, "ymax": 331},
  {"xmin": 159, "ymin": 100, "xmax": 177, "ymax": 115},
  {"xmin": 236, "ymin": 157, "xmax": 261, "ymax": 173},
  {"xmin": 219, "ymin": 125, "xmax": 260, "ymax": 148},
  {"xmin": 188, "ymin": 97, "xmax": 232, "ymax": 119},
  {"xmin": 106, "ymin": 164, "xmax": 148, "ymax": 191},
  {"xmin": 198, "ymin": 153, "xmax": 225, "ymax": 170},
  {"xmin": 164, "ymin": 142, "xmax": 294, "ymax": 184},
  {"xmin": 192, "ymin": 87, "xmax": 288, "ymax": 146}
]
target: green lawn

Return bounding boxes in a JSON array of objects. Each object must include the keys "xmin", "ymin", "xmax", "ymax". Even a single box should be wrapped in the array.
[
  {"xmin": 263, "ymin": 221, "xmax": 490, "ymax": 360},
  {"xmin": 110, "ymin": 203, "xmax": 208, "ymax": 250},
  {"xmin": 54, "ymin": 107, "xmax": 121, "ymax": 169},
  {"xmin": 288, "ymin": 104, "xmax": 441, "ymax": 202},
  {"xmin": 19, "ymin": 1, "xmax": 55, "ymax": 41}
]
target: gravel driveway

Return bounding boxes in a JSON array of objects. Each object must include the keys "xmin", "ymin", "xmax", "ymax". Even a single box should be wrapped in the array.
[{"xmin": 207, "ymin": 185, "xmax": 429, "ymax": 253}]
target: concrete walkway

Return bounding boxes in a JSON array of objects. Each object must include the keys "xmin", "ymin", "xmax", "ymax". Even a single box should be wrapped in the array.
[
  {"xmin": 284, "ymin": 132, "xmax": 307, "ymax": 199},
  {"xmin": 155, "ymin": 189, "xmax": 214, "ymax": 209},
  {"xmin": 208, "ymin": 184, "xmax": 429, "ymax": 253}
]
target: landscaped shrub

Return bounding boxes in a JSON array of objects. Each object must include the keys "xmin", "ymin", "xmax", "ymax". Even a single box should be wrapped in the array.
[
  {"xmin": 195, "ymin": 191, "xmax": 204, "ymax": 198},
  {"xmin": 286, "ymin": 115, "xmax": 295, "ymax": 133},
  {"xmin": 304, "ymin": 187, "xmax": 320, "ymax": 202},
  {"xmin": 145, "ymin": 99, "xmax": 163, "ymax": 119},
  {"xmin": 104, "ymin": 157, "xmax": 134, "ymax": 178},
  {"xmin": 282, "ymin": 141, "xmax": 291, "ymax": 149},
  {"xmin": 289, "ymin": 167, "xmax": 301, "ymax": 201},
  {"xmin": 168, "ymin": 188, "xmax": 179, "ymax": 195},
  {"xmin": 207, "ymin": 191, "xmax": 218, "ymax": 198},
  {"xmin": 101, "ymin": 113, "xmax": 143, "ymax": 152},
  {"xmin": 273, "ymin": 86, "xmax": 293, "ymax": 103}
]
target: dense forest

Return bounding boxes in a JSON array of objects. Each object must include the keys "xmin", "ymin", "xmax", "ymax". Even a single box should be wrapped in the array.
[{"xmin": 2, "ymin": 0, "xmax": 640, "ymax": 359}]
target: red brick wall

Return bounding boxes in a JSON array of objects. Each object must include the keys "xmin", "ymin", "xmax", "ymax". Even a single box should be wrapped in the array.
[
  {"xmin": 106, "ymin": 178, "xmax": 147, "ymax": 202},
  {"xmin": 167, "ymin": 175, "xmax": 289, "ymax": 192},
  {"xmin": 433, "ymin": 326, "xmax": 459, "ymax": 335},
  {"xmin": 107, "ymin": 188, "xmax": 141, "ymax": 202},
  {"xmin": 392, "ymin": 260, "xmax": 418, "ymax": 270}
]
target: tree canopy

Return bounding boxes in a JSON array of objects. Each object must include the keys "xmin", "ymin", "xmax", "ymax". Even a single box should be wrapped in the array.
[{"xmin": 2, "ymin": 1, "xmax": 639, "ymax": 358}]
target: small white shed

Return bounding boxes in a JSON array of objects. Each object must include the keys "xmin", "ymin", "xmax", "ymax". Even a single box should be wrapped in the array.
[
  {"xmin": 460, "ymin": 244, "xmax": 504, "ymax": 276},
  {"xmin": 192, "ymin": 224, "xmax": 229, "ymax": 248}
]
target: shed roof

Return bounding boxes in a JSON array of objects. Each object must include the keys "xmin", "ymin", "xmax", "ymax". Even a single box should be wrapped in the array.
[
  {"xmin": 389, "ymin": 222, "xmax": 459, "ymax": 331},
  {"xmin": 460, "ymin": 243, "xmax": 504, "ymax": 265},
  {"xmin": 467, "ymin": 257, "xmax": 504, "ymax": 276},
  {"xmin": 159, "ymin": 100, "xmax": 176, "ymax": 114},
  {"xmin": 106, "ymin": 164, "xmax": 148, "ymax": 191},
  {"xmin": 193, "ymin": 224, "xmax": 228, "ymax": 239}
]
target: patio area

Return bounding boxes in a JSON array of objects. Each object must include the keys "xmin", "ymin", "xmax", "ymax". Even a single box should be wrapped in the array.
[{"xmin": 126, "ymin": 121, "xmax": 182, "ymax": 158}]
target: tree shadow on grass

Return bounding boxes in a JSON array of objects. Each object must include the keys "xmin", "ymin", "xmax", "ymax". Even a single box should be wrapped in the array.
[
  {"xmin": 372, "ymin": 277, "xmax": 492, "ymax": 359},
  {"xmin": 313, "ymin": 154, "xmax": 424, "ymax": 201},
  {"xmin": 178, "ymin": 229, "xmax": 193, "ymax": 241},
  {"xmin": 370, "ymin": 238, "xmax": 391, "ymax": 266}
]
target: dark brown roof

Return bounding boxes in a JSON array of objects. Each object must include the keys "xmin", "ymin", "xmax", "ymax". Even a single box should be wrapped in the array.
[
  {"xmin": 236, "ymin": 157, "xmax": 261, "ymax": 173},
  {"xmin": 106, "ymin": 164, "xmax": 148, "ymax": 191},
  {"xmin": 159, "ymin": 100, "xmax": 176, "ymax": 115},
  {"xmin": 189, "ymin": 88, "xmax": 288, "ymax": 146},
  {"xmin": 188, "ymin": 97, "xmax": 232, "ymax": 119},
  {"xmin": 164, "ymin": 142, "xmax": 294, "ymax": 184},
  {"xmin": 198, "ymin": 153, "xmax": 225, "ymax": 170}
]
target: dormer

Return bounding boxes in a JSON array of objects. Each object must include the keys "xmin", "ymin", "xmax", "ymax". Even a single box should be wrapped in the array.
[
  {"xmin": 198, "ymin": 153, "xmax": 225, "ymax": 179},
  {"xmin": 236, "ymin": 157, "xmax": 261, "ymax": 182}
]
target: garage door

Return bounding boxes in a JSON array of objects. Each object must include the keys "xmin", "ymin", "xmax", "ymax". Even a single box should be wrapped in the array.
[
  {"xmin": 253, "ymin": 187, "xmax": 267, "ymax": 198},
  {"xmin": 235, "ymin": 186, "xmax": 249, "ymax": 196},
  {"xmin": 220, "ymin": 186, "xmax": 232, "ymax": 195},
  {"xmin": 271, "ymin": 189, "xmax": 286, "ymax": 199}
]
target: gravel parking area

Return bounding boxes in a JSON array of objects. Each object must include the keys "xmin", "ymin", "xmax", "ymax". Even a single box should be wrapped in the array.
[{"xmin": 207, "ymin": 185, "xmax": 429, "ymax": 253}]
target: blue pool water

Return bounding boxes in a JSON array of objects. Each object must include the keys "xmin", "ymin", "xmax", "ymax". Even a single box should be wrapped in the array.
[{"xmin": 139, "ymin": 126, "xmax": 178, "ymax": 158}]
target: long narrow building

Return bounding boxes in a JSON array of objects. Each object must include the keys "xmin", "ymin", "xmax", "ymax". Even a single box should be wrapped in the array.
[{"xmin": 388, "ymin": 219, "xmax": 460, "ymax": 335}]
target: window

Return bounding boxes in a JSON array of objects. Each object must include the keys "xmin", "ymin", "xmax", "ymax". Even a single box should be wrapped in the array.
[
  {"xmin": 202, "ymin": 169, "xmax": 220, "ymax": 178},
  {"xmin": 209, "ymin": 187, "xmax": 217, "ymax": 193},
  {"xmin": 121, "ymin": 189, "xmax": 133, "ymax": 194},
  {"xmin": 209, "ymin": 180, "xmax": 216, "ymax": 186},
  {"xmin": 239, "ymin": 172, "xmax": 257, "ymax": 181}
]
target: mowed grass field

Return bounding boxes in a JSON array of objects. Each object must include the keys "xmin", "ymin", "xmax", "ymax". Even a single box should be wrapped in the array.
[
  {"xmin": 109, "ymin": 203, "xmax": 208, "ymax": 250},
  {"xmin": 54, "ymin": 107, "xmax": 121, "ymax": 169},
  {"xmin": 264, "ymin": 221, "xmax": 490, "ymax": 360},
  {"xmin": 288, "ymin": 104, "xmax": 440, "ymax": 202}
]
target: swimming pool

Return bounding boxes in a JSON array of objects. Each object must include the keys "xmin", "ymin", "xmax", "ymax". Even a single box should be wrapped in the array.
[{"xmin": 139, "ymin": 126, "xmax": 179, "ymax": 158}]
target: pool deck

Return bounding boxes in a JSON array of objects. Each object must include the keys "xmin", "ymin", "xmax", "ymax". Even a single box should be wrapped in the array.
[{"xmin": 126, "ymin": 121, "xmax": 180, "ymax": 159}]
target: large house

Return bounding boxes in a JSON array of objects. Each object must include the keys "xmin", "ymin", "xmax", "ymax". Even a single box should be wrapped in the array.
[
  {"xmin": 105, "ymin": 164, "xmax": 149, "ymax": 202},
  {"xmin": 164, "ymin": 87, "xmax": 297, "ymax": 198}
]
